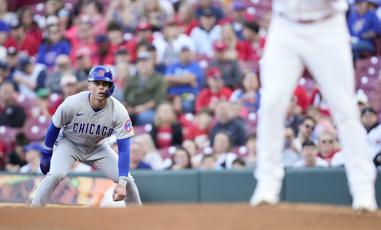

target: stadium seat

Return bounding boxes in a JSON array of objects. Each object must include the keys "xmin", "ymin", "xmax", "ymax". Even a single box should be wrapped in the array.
[
  {"xmin": 23, "ymin": 115, "xmax": 50, "ymax": 142},
  {"xmin": 0, "ymin": 126, "xmax": 20, "ymax": 153},
  {"xmin": 355, "ymin": 56, "xmax": 381, "ymax": 112},
  {"xmin": 134, "ymin": 124, "xmax": 152, "ymax": 135},
  {"xmin": 16, "ymin": 95, "xmax": 38, "ymax": 117},
  {"xmin": 0, "ymin": 126, "xmax": 18, "ymax": 143},
  {"xmin": 232, "ymin": 145, "xmax": 249, "ymax": 158}
]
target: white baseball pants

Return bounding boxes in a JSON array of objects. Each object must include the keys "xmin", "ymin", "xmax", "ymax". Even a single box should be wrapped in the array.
[
  {"xmin": 252, "ymin": 13, "xmax": 377, "ymax": 209},
  {"xmin": 31, "ymin": 138, "xmax": 142, "ymax": 207}
]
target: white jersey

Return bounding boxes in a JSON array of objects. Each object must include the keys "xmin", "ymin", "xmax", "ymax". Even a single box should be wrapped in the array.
[
  {"xmin": 273, "ymin": 0, "xmax": 348, "ymax": 21},
  {"xmin": 52, "ymin": 91, "xmax": 134, "ymax": 147}
]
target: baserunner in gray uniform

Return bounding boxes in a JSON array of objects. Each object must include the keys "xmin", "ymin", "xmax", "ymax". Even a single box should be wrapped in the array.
[{"xmin": 32, "ymin": 65, "xmax": 142, "ymax": 207}]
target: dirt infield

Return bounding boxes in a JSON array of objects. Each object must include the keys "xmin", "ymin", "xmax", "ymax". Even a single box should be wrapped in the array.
[{"xmin": 1, "ymin": 203, "xmax": 381, "ymax": 230}]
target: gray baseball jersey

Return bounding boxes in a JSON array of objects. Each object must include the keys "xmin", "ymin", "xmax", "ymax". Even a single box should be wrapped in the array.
[{"xmin": 52, "ymin": 91, "xmax": 134, "ymax": 148}]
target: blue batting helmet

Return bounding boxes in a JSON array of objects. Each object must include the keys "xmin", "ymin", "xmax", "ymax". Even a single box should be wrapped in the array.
[{"xmin": 88, "ymin": 65, "xmax": 114, "ymax": 97}]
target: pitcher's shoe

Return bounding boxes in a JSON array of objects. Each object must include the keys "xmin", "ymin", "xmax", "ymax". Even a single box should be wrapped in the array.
[
  {"xmin": 250, "ymin": 191, "xmax": 279, "ymax": 207},
  {"xmin": 352, "ymin": 198, "xmax": 377, "ymax": 213}
]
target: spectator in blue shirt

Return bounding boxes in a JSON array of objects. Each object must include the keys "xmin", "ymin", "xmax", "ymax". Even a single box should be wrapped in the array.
[
  {"xmin": 36, "ymin": 24, "xmax": 71, "ymax": 70},
  {"xmin": 209, "ymin": 101, "xmax": 247, "ymax": 146},
  {"xmin": 164, "ymin": 46, "xmax": 204, "ymax": 113},
  {"xmin": 348, "ymin": 0, "xmax": 381, "ymax": 59}
]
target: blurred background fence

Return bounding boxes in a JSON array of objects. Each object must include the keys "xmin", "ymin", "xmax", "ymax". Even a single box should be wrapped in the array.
[{"xmin": 0, "ymin": 168, "xmax": 380, "ymax": 207}]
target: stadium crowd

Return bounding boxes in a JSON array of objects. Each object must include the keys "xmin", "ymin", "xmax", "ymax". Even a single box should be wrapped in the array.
[{"xmin": 1, "ymin": 0, "xmax": 381, "ymax": 173}]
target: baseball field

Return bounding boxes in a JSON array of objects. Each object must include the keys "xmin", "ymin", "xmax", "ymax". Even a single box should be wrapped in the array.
[{"xmin": 1, "ymin": 203, "xmax": 381, "ymax": 230}]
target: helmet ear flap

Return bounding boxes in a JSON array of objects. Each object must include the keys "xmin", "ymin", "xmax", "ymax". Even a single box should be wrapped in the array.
[{"xmin": 105, "ymin": 84, "xmax": 114, "ymax": 97}]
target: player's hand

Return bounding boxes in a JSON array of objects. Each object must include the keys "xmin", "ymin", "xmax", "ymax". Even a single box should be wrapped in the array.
[
  {"xmin": 40, "ymin": 148, "xmax": 52, "ymax": 175},
  {"xmin": 113, "ymin": 184, "xmax": 126, "ymax": 201}
]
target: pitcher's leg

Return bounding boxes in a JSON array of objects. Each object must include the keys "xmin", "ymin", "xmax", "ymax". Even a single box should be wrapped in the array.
[
  {"xmin": 251, "ymin": 16, "xmax": 304, "ymax": 205},
  {"xmin": 31, "ymin": 140, "xmax": 76, "ymax": 207},
  {"xmin": 309, "ymin": 69, "xmax": 377, "ymax": 210},
  {"xmin": 304, "ymin": 21, "xmax": 377, "ymax": 211}
]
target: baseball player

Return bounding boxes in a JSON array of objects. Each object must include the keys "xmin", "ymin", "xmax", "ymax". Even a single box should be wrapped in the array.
[
  {"xmin": 251, "ymin": 0, "xmax": 378, "ymax": 211},
  {"xmin": 31, "ymin": 65, "xmax": 142, "ymax": 207}
]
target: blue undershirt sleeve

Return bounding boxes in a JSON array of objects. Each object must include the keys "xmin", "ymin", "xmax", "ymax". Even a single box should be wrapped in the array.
[
  {"xmin": 117, "ymin": 138, "xmax": 131, "ymax": 176},
  {"xmin": 44, "ymin": 122, "xmax": 61, "ymax": 149}
]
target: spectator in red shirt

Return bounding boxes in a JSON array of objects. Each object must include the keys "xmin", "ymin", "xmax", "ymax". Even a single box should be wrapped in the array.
[
  {"xmin": 310, "ymin": 87, "xmax": 330, "ymax": 116},
  {"xmin": 66, "ymin": 15, "xmax": 97, "ymax": 66},
  {"xmin": 101, "ymin": 22, "xmax": 129, "ymax": 65},
  {"xmin": 185, "ymin": 109, "xmax": 213, "ymax": 148},
  {"xmin": 127, "ymin": 21, "xmax": 154, "ymax": 63},
  {"xmin": 195, "ymin": 67, "xmax": 232, "ymax": 112},
  {"xmin": 4, "ymin": 19, "xmax": 39, "ymax": 56},
  {"xmin": 149, "ymin": 102, "xmax": 183, "ymax": 149},
  {"xmin": 236, "ymin": 21, "xmax": 264, "ymax": 63},
  {"xmin": 18, "ymin": 6, "xmax": 42, "ymax": 44},
  {"xmin": 294, "ymin": 84, "xmax": 311, "ymax": 113}
]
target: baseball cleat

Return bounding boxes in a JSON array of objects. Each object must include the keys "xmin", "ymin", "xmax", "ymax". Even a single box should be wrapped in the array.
[
  {"xmin": 253, "ymin": 200, "xmax": 278, "ymax": 207},
  {"xmin": 352, "ymin": 198, "xmax": 377, "ymax": 213},
  {"xmin": 353, "ymin": 208, "xmax": 375, "ymax": 214},
  {"xmin": 250, "ymin": 193, "xmax": 279, "ymax": 207}
]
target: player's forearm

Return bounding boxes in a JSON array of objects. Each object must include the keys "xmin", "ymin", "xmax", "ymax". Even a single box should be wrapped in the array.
[
  {"xmin": 117, "ymin": 138, "xmax": 131, "ymax": 177},
  {"xmin": 44, "ymin": 122, "xmax": 61, "ymax": 149}
]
